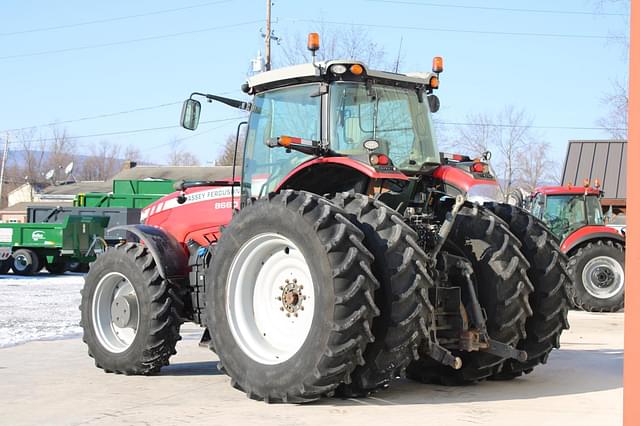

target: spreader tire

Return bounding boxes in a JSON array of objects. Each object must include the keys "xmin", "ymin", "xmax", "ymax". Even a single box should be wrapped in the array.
[
  {"xmin": 0, "ymin": 258, "xmax": 11, "ymax": 274},
  {"xmin": 407, "ymin": 203, "xmax": 533, "ymax": 385},
  {"xmin": 568, "ymin": 240, "xmax": 625, "ymax": 312},
  {"xmin": 207, "ymin": 190, "xmax": 379, "ymax": 403},
  {"xmin": 46, "ymin": 258, "xmax": 68, "ymax": 275},
  {"xmin": 80, "ymin": 243, "xmax": 183, "ymax": 375},
  {"xmin": 484, "ymin": 203, "xmax": 571, "ymax": 379},
  {"xmin": 329, "ymin": 192, "xmax": 435, "ymax": 397},
  {"xmin": 11, "ymin": 248, "xmax": 41, "ymax": 276}
]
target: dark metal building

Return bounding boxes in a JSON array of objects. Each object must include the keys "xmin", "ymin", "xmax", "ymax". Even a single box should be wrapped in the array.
[{"xmin": 562, "ymin": 140, "xmax": 627, "ymax": 213}]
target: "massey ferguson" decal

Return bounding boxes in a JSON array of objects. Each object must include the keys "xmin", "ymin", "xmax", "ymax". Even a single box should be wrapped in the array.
[{"xmin": 141, "ymin": 187, "xmax": 241, "ymax": 221}]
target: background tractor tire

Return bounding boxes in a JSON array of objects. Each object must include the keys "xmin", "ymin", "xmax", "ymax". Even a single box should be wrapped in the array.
[
  {"xmin": 11, "ymin": 248, "xmax": 41, "ymax": 276},
  {"xmin": 484, "ymin": 203, "xmax": 571, "ymax": 379},
  {"xmin": 207, "ymin": 190, "xmax": 380, "ymax": 403},
  {"xmin": 80, "ymin": 243, "xmax": 183, "ymax": 375},
  {"xmin": 329, "ymin": 192, "xmax": 435, "ymax": 397},
  {"xmin": 407, "ymin": 203, "xmax": 533, "ymax": 385},
  {"xmin": 568, "ymin": 240, "xmax": 625, "ymax": 312}
]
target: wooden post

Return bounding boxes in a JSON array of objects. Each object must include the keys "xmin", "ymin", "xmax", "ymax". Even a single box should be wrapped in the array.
[{"xmin": 624, "ymin": 1, "xmax": 639, "ymax": 424}]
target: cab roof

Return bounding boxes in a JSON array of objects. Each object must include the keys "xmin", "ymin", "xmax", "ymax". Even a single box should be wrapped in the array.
[
  {"xmin": 534, "ymin": 185, "xmax": 602, "ymax": 196},
  {"xmin": 245, "ymin": 60, "xmax": 438, "ymax": 94}
]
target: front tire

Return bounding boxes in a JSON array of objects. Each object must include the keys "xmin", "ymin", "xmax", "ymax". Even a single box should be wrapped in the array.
[
  {"xmin": 80, "ymin": 243, "xmax": 182, "ymax": 374},
  {"xmin": 207, "ymin": 190, "xmax": 380, "ymax": 403},
  {"xmin": 568, "ymin": 240, "xmax": 625, "ymax": 312}
]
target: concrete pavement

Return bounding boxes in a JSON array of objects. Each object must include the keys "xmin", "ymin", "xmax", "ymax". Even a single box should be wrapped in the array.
[{"xmin": 0, "ymin": 311, "xmax": 623, "ymax": 425}]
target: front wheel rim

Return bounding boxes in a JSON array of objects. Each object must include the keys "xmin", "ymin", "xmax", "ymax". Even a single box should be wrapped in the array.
[
  {"xmin": 92, "ymin": 272, "xmax": 140, "ymax": 353},
  {"xmin": 582, "ymin": 255, "xmax": 625, "ymax": 299},
  {"xmin": 226, "ymin": 233, "xmax": 316, "ymax": 365}
]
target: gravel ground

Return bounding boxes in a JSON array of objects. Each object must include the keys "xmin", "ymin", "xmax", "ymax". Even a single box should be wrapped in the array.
[{"xmin": 0, "ymin": 273, "xmax": 84, "ymax": 348}]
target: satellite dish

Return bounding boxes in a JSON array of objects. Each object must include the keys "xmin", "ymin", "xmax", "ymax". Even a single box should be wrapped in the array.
[
  {"xmin": 45, "ymin": 169, "xmax": 55, "ymax": 180},
  {"xmin": 64, "ymin": 161, "xmax": 74, "ymax": 175}
]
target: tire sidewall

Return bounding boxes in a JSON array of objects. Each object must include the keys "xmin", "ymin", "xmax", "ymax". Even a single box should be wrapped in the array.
[
  {"xmin": 572, "ymin": 242, "xmax": 625, "ymax": 311},
  {"xmin": 81, "ymin": 248, "xmax": 156, "ymax": 371},
  {"xmin": 208, "ymin": 200, "xmax": 337, "ymax": 394}
]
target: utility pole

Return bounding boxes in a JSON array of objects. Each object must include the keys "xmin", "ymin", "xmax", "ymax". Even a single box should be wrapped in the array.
[
  {"xmin": 0, "ymin": 133, "xmax": 9, "ymax": 208},
  {"xmin": 265, "ymin": 0, "xmax": 272, "ymax": 71}
]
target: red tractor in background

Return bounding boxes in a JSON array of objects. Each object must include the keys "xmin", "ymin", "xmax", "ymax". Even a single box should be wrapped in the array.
[
  {"xmin": 527, "ymin": 183, "xmax": 625, "ymax": 312},
  {"xmin": 79, "ymin": 36, "xmax": 571, "ymax": 402}
]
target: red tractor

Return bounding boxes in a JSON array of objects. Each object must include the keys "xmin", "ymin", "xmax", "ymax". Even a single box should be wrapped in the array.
[
  {"xmin": 528, "ymin": 184, "xmax": 625, "ymax": 312},
  {"xmin": 79, "ymin": 37, "xmax": 571, "ymax": 402}
]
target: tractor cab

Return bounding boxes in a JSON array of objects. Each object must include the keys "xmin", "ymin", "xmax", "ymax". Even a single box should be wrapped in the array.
[
  {"xmin": 530, "ymin": 184, "xmax": 605, "ymax": 239},
  {"xmin": 180, "ymin": 35, "xmax": 449, "ymax": 208}
]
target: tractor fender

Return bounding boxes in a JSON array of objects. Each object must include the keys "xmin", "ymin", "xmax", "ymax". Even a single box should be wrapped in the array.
[
  {"xmin": 110, "ymin": 224, "xmax": 189, "ymax": 280},
  {"xmin": 561, "ymin": 226, "xmax": 625, "ymax": 254},
  {"xmin": 275, "ymin": 157, "xmax": 408, "ymax": 194}
]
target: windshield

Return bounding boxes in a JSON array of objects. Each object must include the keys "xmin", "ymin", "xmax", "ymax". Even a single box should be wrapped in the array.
[
  {"xmin": 330, "ymin": 82, "xmax": 439, "ymax": 170},
  {"xmin": 242, "ymin": 84, "xmax": 321, "ymax": 199},
  {"xmin": 543, "ymin": 194, "xmax": 604, "ymax": 238}
]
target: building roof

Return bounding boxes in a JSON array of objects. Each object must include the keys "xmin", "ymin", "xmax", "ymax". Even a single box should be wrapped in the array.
[
  {"xmin": 112, "ymin": 166, "xmax": 237, "ymax": 182},
  {"xmin": 561, "ymin": 140, "xmax": 627, "ymax": 200},
  {"xmin": 41, "ymin": 181, "xmax": 112, "ymax": 196},
  {"xmin": 0, "ymin": 201, "xmax": 73, "ymax": 214}
]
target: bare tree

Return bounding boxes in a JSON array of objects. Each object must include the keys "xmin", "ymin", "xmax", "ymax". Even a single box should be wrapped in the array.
[
  {"xmin": 454, "ymin": 106, "xmax": 552, "ymax": 195},
  {"xmin": 214, "ymin": 133, "xmax": 245, "ymax": 166},
  {"xmin": 80, "ymin": 141, "xmax": 122, "ymax": 181},
  {"xmin": 5, "ymin": 126, "xmax": 77, "ymax": 185},
  {"xmin": 166, "ymin": 139, "xmax": 201, "ymax": 166},
  {"xmin": 494, "ymin": 106, "xmax": 532, "ymax": 195},
  {"xmin": 597, "ymin": 79, "xmax": 628, "ymax": 140},
  {"xmin": 452, "ymin": 113, "xmax": 497, "ymax": 157},
  {"xmin": 593, "ymin": 0, "xmax": 630, "ymax": 139},
  {"xmin": 277, "ymin": 23, "xmax": 387, "ymax": 69},
  {"xmin": 514, "ymin": 141, "xmax": 557, "ymax": 191}
]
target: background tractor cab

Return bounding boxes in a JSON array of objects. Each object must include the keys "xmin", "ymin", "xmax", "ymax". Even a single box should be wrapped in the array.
[{"xmin": 528, "ymin": 180, "xmax": 625, "ymax": 312}]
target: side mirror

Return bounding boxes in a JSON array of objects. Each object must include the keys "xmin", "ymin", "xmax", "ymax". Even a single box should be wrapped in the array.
[
  {"xmin": 427, "ymin": 94, "xmax": 440, "ymax": 113},
  {"xmin": 180, "ymin": 99, "xmax": 201, "ymax": 130}
]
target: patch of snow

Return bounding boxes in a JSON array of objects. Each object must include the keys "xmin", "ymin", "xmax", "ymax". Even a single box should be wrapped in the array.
[{"xmin": 0, "ymin": 273, "xmax": 85, "ymax": 349}]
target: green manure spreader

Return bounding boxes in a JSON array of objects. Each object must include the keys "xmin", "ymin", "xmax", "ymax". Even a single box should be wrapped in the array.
[{"xmin": 0, "ymin": 215, "xmax": 109, "ymax": 275}]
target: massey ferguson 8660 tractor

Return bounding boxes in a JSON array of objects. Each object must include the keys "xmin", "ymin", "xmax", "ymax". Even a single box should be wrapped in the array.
[
  {"xmin": 528, "ymin": 183, "xmax": 625, "ymax": 312},
  {"xmin": 80, "ymin": 35, "xmax": 571, "ymax": 402}
]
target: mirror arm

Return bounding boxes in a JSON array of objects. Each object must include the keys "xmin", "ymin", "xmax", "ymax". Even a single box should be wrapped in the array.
[{"xmin": 190, "ymin": 92, "xmax": 253, "ymax": 112}]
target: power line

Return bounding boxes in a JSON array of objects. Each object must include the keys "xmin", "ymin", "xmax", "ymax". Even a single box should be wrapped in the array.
[
  {"xmin": 366, "ymin": 0, "xmax": 628, "ymax": 17},
  {"xmin": 6, "ymin": 117, "xmax": 243, "ymax": 145},
  {"xmin": 437, "ymin": 121, "xmax": 627, "ymax": 131},
  {"xmin": 0, "ymin": 0, "xmax": 232, "ymax": 37},
  {"xmin": 0, "ymin": 20, "xmax": 262, "ymax": 60},
  {"xmin": 287, "ymin": 18, "xmax": 626, "ymax": 40},
  {"xmin": 2, "ymin": 102, "xmax": 181, "ymax": 133},
  {"xmin": 1, "ymin": 91, "xmax": 242, "ymax": 133}
]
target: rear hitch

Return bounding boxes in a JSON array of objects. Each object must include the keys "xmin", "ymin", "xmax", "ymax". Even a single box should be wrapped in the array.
[
  {"xmin": 457, "ymin": 258, "xmax": 527, "ymax": 363},
  {"xmin": 427, "ymin": 194, "xmax": 465, "ymax": 264}
]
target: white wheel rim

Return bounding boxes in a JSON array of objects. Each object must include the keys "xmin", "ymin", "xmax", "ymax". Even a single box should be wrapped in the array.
[
  {"xmin": 582, "ymin": 256, "xmax": 625, "ymax": 299},
  {"xmin": 92, "ymin": 272, "xmax": 140, "ymax": 353},
  {"xmin": 226, "ymin": 233, "xmax": 315, "ymax": 365}
]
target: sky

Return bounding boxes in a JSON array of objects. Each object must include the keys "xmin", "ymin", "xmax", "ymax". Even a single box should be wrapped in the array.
[{"xmin": 0, "ymin": 0, "xmax": 630, "ymax": 167}]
